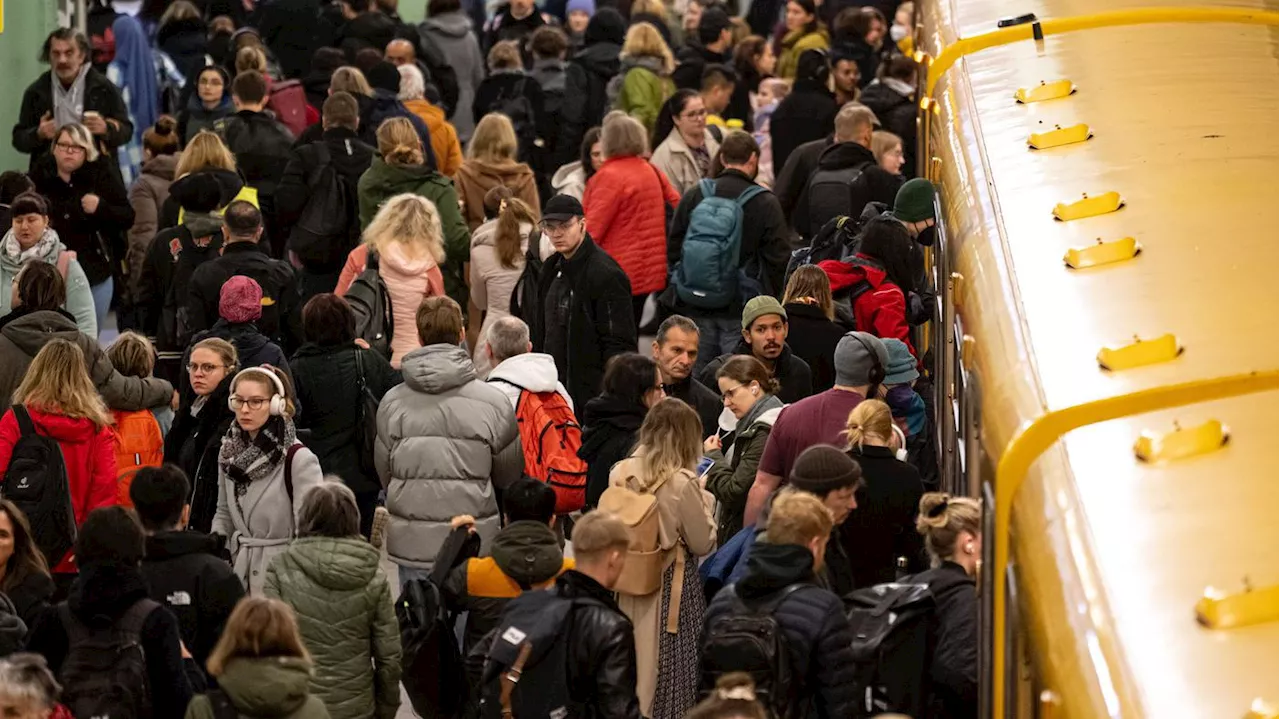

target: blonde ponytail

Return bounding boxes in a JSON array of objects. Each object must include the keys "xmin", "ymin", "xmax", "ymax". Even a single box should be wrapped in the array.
[{"xmin": 843, "ymin": 398, "xmax": 894, "ymax": 448}]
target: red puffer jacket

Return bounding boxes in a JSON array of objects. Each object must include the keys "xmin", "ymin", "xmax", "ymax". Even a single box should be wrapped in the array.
[
  {"xmin": 583, "ymin": 155, "xmax": 681, "ymax": 295},
  {"xmin": 0, "ymin": 406, "xmax": 118, "ymax": 573},
  {"xmin": 818, "ymin": 255, "xmax": 916, "ymax": 358}
]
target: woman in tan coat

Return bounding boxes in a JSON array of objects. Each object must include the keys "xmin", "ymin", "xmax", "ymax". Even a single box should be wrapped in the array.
[
  {"xmin": 606, "ymin": 399, "xmax": 716, "ymax": 719},
  {"xmin": 455, "ymin": 114, "xmax": 541, "ymax": 231}
]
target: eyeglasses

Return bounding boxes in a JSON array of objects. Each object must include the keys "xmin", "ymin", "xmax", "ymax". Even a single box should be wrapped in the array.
[
  {"xmin": 198, "ymin": 78, "xmax": 224, "ymax": 87},
  {"xmin": 230, "ymin": 397, "xmax": 270, "ymax": 410},
  {"xmin": 680, "ymin": 109, "xmax": 708, "ymax": 120},
  {"xmin": 187, "ymin": 362, "xmax": 226, "ymax": 375},
  {"xmin": 54, "ymin": 142, "xmax": 85, "ymax": 154},
  {"xmin": 540, "ymin": 219, "xmax": 580, "ymax": 235},
  {"xmin": 721, "ymin": 384, "xmax": 745, "ymax": 400}
]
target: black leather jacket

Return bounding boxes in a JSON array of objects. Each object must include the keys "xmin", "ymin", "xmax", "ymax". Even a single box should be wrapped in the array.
[{"xmin": 557, "ymin": 570, "xmax": 643, "ymax": 719}]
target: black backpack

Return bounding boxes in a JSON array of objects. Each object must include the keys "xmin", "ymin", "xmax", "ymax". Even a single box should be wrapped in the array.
[
  {"xmin": 480, "ymin": 588, "xmax": 592, "ymax": 719},
  {"xmin": 700, "ymin": 583, "xmax": 807, "ymax": 719},
  {"xmin": 784, "ymin": 215, "xmax": 861, "ymax": 288},
  {"xmin": 494, "ymin": 78, "xmax": 538, "ymax": 161},
  {"xmin": 161, "ymin": 225, "xmax": 223, "ymax": 351},
  {"xmin": 345, "ymin": 251, "xmax": 395, "ymax": 361},
  {"xmin": 804, "ymin": 160, "xmax": 875, "ymax": 235},
  {"xmin": 844, "ymin": 581, "xmax": 936, "ymax": 717},
  {"xmin": 397, "ymin": 575, "xmax": 471, "ymax": 719},
  {"xmin": 1, "ymin": 405, "xmax": 76, "ymax": 568},
  {"xmin": 508, "ymin": 237, "xmax": 545, "ymax": 342},
  {"xmin": 59, "ymin": 598, "xmax": 161, "ymax": 719},
  {"xmin": 288, "ymin": 144, "xmax": 358, "ymax": 268}
]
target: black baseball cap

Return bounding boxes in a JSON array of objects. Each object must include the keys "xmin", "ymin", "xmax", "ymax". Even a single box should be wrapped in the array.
[{"xmin": 543, "ymin": 194, "xmax": 585, "ymax": 222}]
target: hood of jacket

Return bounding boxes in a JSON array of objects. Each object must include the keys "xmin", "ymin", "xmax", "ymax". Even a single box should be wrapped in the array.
[
  {"xmin": 574, "ymin": 39, "xmax": 622, "ymax": 78},
  {"xmin": 552, "ymin": 161, "xmax": 585, "ymax": 191},
  {"xmin": 816, "ymin": 255, "xmax": 890, "ymax": 294},
  {"xmin": 491, "ymin": 520, "xmax": 564, "ymax": 587},
  {"xmin": 737, "ymin": 393, "xmax": 784, "ymax": 434},
  {"xmin": 141, "ymin": 153, "xmax": 179, "ymax": 182},
  {"xmin": 283, "ymin": 537, "xmax": 380, "ymax": 591},
  {"xmin": 218, "ymin": 656, "xmax": 315, "ymax": 717},
  {"xmin": 459, "ymin": 159, "xmax": 534, "ymax": 186},
  {"xmin": 362, "ymin": 156, "xmax": 439, "ymax": 196},
  {"xmin": 67, "ymin": 563, "xmax": 152, "ymax": 627},
  {"xmin": 169, "ymin": 167, "xmax": 244, "ymax": 211},
  {"xmin": 144, "ymin": 530, "xmax": 224, "ymax": 562},
  {"xmin": 0, "ymin": 593, "xmax": 26, "ymax": 649},
  {"xmin": 739, "ymin": 541, "xmax": 819, "ymax": 599},
  {"xmin": 725, "ymin": 340, "xmax": 803, "ymax": 379},
  {"xmin": 584, "ymin": 8, "xmax": 626, "ymax": 46},
  {"xmin": 401, "ymin": 344, "xmax": 477, "ymax": 394},
  {"xmin": 183, "ymin": 92, "xmax": 235, "ymax": 118},
  {"xmin": 421, "ymin": 9, "xmax": 474, "ymax": 38},
  {"xmin": 378, "ymin": 240, "xmax": 440, "ymax": 285},
  {"xmin": 620, "ymin": 54, "xmax": 668, "ymax": 77},
  {"xmin": 816, "ymin": 140, "xmax": 877, "ymax": 170},
  {"xmin": 0, "ymin": 308, "xmax": 79, "ymax": 356},
  {"xmin": 205, "ymin": 318, "xmax": 273, "ymax": 358},
  {"xmin": 0, "ymin": 228, "xmax": 66, "ymax": 274},
  {"xmin": 579, "ymin": 394, "xmax": 646, "ymax": 457},
  {"xmin": 487, "ymin": 352, "xmax": 565, "ymax": 394}
]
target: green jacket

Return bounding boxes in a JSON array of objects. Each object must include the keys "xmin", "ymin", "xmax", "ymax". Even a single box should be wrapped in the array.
[
  {"xmin": 264, "ymin": 538, "xmax": 401, "ymax": 719},
  {"xmin": 356, "ymin": 156, "xmax": 471, "ymax": 307},
  {"xmin": 705, "ymin": 397, "xmax": 784, "ymax": 540},
  {"xmin": 185, "ymin": 657, "xmax": 331, "ymax": 719},
  {"xmin": 776, "ymin": 27, "xmax": 831, "ymax": 80},
  {"xmin": 617, "ymin": 63, "xmax": 674, "ymax": 136}
]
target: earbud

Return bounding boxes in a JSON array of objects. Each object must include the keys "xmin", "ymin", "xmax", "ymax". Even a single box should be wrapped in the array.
[
  {"xmin": 965, "ymin": 542, "xmax": 975, "ymax": 555},
  {"xmin": 751, "ymin": 388, "xmax": 759, "ymax": 396}
]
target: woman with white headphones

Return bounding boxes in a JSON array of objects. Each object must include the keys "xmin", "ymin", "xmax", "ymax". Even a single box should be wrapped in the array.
[
  {"xmin": 212, "ymin": 364, "xmax": 324, "ymax": 595},
  {"xmin": 841, "ymin": 398, "xmax": 928, "ymax": 589}
]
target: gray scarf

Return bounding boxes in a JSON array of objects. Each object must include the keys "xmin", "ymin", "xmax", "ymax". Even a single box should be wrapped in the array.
[
  {"xmin": 1, "ymin": 228, "xmax": 59, "ymax": 266},
  {"xmin": 52, "ymin": 65, "xmax": 90, "ymax": 130},
  {"xmin": 218, "ymin": 416, "xmax": 298, "ymax": 508}
]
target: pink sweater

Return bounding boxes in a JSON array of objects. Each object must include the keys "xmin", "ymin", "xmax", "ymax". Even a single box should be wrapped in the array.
[{"xmin": 336, "ymin": 244, "xmax": 445, "ymax": 368}]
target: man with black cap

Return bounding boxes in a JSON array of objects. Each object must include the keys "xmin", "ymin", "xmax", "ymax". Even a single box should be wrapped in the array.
[
  {"xmin": 698, "ymin": 295, "xmax": 813, "ymax": 404},
  {"xmin": 526, "ymin": 194, "xmax": 636, "ymax": 411},
  {"xmin": 673, "ymin": 6, "xmax": 734, "ymax": 90},
  {"xmin": 743, "ymin": 331, "xmax": 888, "ymax": 526},
  {"xmin": 788, "ymin": 444, "xmax": 860, "ymax": 596}
]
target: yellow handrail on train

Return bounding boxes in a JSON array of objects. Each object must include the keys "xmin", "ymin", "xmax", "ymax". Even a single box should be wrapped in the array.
[
  {"xmin": 925, "ymin": 6, "xmax": 1279, "ymax": 96},
  {"xmin": 990, "ymin": 370, "xmax": 1279, "ymax": 719}
]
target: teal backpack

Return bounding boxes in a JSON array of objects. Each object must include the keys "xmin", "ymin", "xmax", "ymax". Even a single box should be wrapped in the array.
[{"xmin": 673, "ymin": 179, "xmax": 767, "ymax": 310}]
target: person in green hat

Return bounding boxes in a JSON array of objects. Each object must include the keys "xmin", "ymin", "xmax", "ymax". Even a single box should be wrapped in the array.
[
  {"xmin": 697, "ymin": 295, "xmax": 814, "ymax": 404},
  {"xmin": 892, "ymin": 176, "xmax": 937, "ymax": 242}
]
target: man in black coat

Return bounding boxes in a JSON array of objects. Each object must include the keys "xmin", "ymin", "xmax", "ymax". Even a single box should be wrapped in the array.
[
  {"xmin": 275, "ymin": 91, "xmax": 376, "ymax": 299},
  {"xmin": 698, "ymin": 297, "xmax": 813, "ymax": 405},
  {"xmin": 702, "ymin": 489, "xmax": 859, "ymax": 719},
  {"xmin": 13, "ymin": 29, "xmax": 133, "ymax": 175},
  {"xmin": 186, "ymin": 201, "xmax": 301, "ymax": 353},
  {"xmin": 859, "ymin": 55, "xmax": 919, "ymax": 178},
  {"xmin": 214, "ymin": 71, "xmax": 296, "ymax": 254},
  {"xmin": 529, "ymin": 194, "xmax": 636, "ymax": 412},
  {"xmin": 792, "ymin": 103, "xmax": 903, "ymax": 239},
  {"xmin": 258, "ymin": 0, "xmax": 337, "ymax": 80},
  {"xmin": 562, "ymin": 9, "xmax": 625, "ymax": 164},
  {"xmin": 672, "ymin": 7, "xmax": 733, "ymax": 91},
  {"xmin": 651, "ymin": 316, "xmax": 722, "ymax": 438},
  {"xmin": 666, "ymin": 131, "xmax": 791, "ymax": 367},
  {"xmin": 770, "ymin": 49, "xmax": 837, "ymax": 180},
  {"xmin": 484, "ymin": 0, "xmax": 548, "ymax": 54},
  {"xmin": 131, "ymin": 465, "xmax": 244, "ymax": 677}
]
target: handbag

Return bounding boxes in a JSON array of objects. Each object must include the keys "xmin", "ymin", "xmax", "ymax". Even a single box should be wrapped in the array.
[{"xmin": 353, "ymin": 349, "xmax": 381, "ymax": 477}]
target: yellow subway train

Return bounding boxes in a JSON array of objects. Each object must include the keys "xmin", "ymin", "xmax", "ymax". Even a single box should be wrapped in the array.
[{"xmin": 914, "ymin": 1, "xmax": 1279, "ymax": 716}]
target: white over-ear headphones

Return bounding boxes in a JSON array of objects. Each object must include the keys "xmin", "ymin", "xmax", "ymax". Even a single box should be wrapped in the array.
[
  {"xmin": 229, "ymin": 366, "xmax": 287, "ymax": 416},
  {"xmin": 890, "ymin": 424, "xmax": 908, "ymax": 462}
]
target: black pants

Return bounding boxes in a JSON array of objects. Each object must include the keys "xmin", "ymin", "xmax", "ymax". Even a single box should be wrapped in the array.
[{"xmin": 354, "ymin": 488, "xmax": 381, "ymax": 539}]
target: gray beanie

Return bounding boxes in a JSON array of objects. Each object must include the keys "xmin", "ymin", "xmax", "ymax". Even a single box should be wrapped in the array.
[{"xmin": 833, "ymin": 332, "xmax": 890, "ymax": 387}]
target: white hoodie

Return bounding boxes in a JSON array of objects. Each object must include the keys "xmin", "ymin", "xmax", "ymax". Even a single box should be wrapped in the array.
[{"xmin": 485, "ymin": 352, "xmax": 575, "ymax": 412}]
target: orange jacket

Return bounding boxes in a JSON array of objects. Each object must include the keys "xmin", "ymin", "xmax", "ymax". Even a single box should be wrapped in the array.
[
  {"xmin": 403, "ymin": 98, "xmax": 464, "ymax": 178},
  {"xmin": 583, "ymin": 156, "xmax": 681, "ymax": 295}
]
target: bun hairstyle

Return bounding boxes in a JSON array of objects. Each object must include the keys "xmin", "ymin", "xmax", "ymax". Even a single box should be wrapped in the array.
[
  {"xmin": 376, "ymin": 117, "xmax": 425, "ymax": 166},
  {"xmin": 843, "ymin": 398, "xmax": 893, "ymax": 448},
  {"xmin": 143, "ymin": 115, "xmax": 180, "ymax": 156},
  {"xmin": 916, "ymin": 492, "xmax": 981, "ymax": 565},
  {"xmin": 686, "ymin": 673, "xmax": 768, "ymax": 719},
  {"xmin": 716, "ymin": 354, "xmax": 780, "ymax": 397}
]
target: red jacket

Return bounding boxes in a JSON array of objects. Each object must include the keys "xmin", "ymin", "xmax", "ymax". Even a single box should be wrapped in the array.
[
  {"xmin": 583, "ymin": 156, "xmax": 681, "ymax": 295},
  {"xmin": 0, "ymin": 406, "xmax": 118, "ymax": 573},
  {"xmin": 818, "ymin": 255, "xmax": 916, "ymax": 358}
]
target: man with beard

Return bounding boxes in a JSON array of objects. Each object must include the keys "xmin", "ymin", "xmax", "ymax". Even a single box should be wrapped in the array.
[
  {"xmin": 698, "ymin": 296, "xmax": 813, "ymax": 404},
  {"xmin": 651, "ymin": 315, "xmax": 721, "ymax": 437}
]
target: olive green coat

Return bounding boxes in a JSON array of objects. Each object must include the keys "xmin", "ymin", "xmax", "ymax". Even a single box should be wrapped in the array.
[
  {"xmin": 264, "ymin": 537, "xmax": 401, "ymax": 719},
  {"xmin": 185, "ymin": 657, "xmax": 331, "ymax": 719}
]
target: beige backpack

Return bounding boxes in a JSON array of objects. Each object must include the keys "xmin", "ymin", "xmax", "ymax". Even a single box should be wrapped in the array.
[{"xmin": 599, "ymin": 458, "xmax": 676, "ymax": 596}]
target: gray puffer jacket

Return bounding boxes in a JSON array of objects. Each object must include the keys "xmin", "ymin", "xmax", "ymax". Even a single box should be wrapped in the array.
[{"xmin": 375, "ymin": 344, "xmax": 523, "ymax": 569}]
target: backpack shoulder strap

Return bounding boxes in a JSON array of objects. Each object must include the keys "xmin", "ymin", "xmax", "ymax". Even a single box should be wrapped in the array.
[
  {"xmin": 761, "ymin": 582, "xmax": 810, "ymax": 613},
  {"xmin": 486, "ymin": 377, "xmax": 528, "ymax": 392},
  {"xmin": 118, "ymin": 598, "xmax": 162, "ymax": 636},
  {"xmin": 697, "ymin": 178, "xmax": 716, "ymax": 199},
  {"xmin": 11, "ymin": 405, "xmax": 36, "ymax": 436},
  {"xmin": 58, "ymin": 603, "xmax": 90, "ymax": 646},
  {"xmin": 283, "ymin": 443, "xmax": 303, "ymax": 507},
  {"xmin": 735, "ymin": 183, "xmax": 767, "ymax": 210},
  {"xmin": 848, "ymin": 278, "xmax": 874, "ymax": 303},
  {"xmin": 56, "ymin": 251, "xmax": 75, "ymax": 279}
]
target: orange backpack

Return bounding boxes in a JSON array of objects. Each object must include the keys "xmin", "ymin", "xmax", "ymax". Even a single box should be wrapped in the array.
[
  {"xmin": 111, "ymin": 410, "xmax": 164, "ymax": 508},
  {"xmin": 495, "ymin": 381, "xmax": 588, "ymax": 514}
]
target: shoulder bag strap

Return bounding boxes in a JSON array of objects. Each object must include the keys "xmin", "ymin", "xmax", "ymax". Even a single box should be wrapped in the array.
[
  {"xmin": 354, "ymin": 347, "xmax": 368, "ymax": 391},
  {"xmin": 499, "ymin": 641, "xmax": 534, "ymax": 719},
  {"xmin": 283, "ymin": 443, "xmax": 303, "ymax": 509},
  {"xmin": 11, "ymin": 405, "xmax": 35, "ymax": 436}
]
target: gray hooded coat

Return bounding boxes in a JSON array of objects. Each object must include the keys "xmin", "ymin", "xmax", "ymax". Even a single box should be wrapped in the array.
[
  {"xmin": 418, "ymin": 12, "xmax": 485, "ymax": 143},
  {"xmin": 375, "ymin": 344, "xmax": 523, "ymax": 569}
]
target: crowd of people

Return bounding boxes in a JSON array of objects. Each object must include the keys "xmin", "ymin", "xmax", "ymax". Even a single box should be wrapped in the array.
[{"xmin": 0, "ymin": 0, "xmax": 976, "ymax": 717}]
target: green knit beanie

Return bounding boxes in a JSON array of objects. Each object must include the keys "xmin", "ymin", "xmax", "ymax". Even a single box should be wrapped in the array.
[{"xmin": 893, "ymin": 178, "xmax": 937, "ymax": 223}]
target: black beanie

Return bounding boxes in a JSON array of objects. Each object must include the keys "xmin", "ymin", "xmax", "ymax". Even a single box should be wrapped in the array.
[{"xmin": 790, "ymin": 445, "xmax": 862, "ymax": 495}]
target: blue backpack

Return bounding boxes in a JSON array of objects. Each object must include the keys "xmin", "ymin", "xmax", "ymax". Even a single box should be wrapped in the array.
[{"xmin": 673, "ymin": 179, "xmax": 767, "ymax": 310}]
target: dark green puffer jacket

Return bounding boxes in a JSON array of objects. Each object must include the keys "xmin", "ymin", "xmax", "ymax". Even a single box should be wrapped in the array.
[
  {"xmin": 264, "ymin": 537, "xmax": 401, "ymax": 719},
  {"xmin": 184, "ymin": 657, "xmax": 330, "ymax": 719}
]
